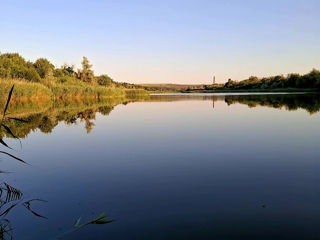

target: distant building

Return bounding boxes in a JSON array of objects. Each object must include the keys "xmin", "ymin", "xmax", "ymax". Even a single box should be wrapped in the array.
[{"xmin": 213, "ymin": 76, "xmax": 216, "ymax": 84}]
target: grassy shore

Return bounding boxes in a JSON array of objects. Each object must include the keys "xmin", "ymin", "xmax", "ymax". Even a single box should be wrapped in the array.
[{"xmin": 0, "ymin": 78, "xmax": 148, "ymax": 100}]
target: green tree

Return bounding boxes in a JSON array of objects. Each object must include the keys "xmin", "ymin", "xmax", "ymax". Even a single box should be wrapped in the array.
[
  {"xmin": 96, "ymin": 75, "xmax": 113, "ymax": 86},
  {"xmin": 78, "ymin": 57, "xmax": 94, "ymax": 83},
  {"xmin": 224, "ymin": 78, "xmax": 235, "ymax": 88},
  {"xmin": 34, "ymin": 58, "xmax": 54, "ymax": 78},
  {"xmin": 0, "ymin": 53, "xmax": 41, "ymax": 82},
  {"xmin": 24, "ymin": 68, "xmax": 41, "ymax": 82},
  {"xmin": 248, "ymin": 76, "xmax": 258, "ymax": 82},
  {"xmin": 61, "ymin": 63, "xmax": 75, "ymax": 77}
]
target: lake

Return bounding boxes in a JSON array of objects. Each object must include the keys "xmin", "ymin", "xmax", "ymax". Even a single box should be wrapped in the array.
[{"xmin": 1, "ymin": 93, "xmax": 320, "ymax": 239}]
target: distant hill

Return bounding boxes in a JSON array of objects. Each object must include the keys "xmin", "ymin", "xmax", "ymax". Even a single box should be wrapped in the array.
[{"xmin": 138, "ymin": 83, "xmax": 211, "ymax": 92}]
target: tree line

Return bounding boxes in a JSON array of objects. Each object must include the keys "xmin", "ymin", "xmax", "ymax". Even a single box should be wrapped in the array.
[
  {"xmin": 0, "ymin": 52, "xmax": 114, "ymax": 87},
  {"xmin": 223, "ymin": 69, "xmax": 320, "ymax": 90}
]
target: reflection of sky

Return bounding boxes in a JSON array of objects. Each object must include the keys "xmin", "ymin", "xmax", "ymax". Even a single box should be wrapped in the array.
[{"xmin": 3, "ymin": 98, "xmax": 320, "ymax": 239}]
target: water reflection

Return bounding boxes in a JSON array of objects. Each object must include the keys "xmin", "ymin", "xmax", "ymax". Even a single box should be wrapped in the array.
[
  {"xmin": 0, "ymin": 92, "xmax": 319, "ymax": 239},
  {"xmin": 0, "ymin": 87, "xmax": 48, "ymax": 239},
  {"xmin": 1, "ymin": 93, "xmax": 319, "ymax": 139},
  {"xmin": 0, "ymin": 167, "xmax": 46, "ymax": 238},
  {"xmin": 150, "ymin": 93, "xmax": 320, "ymax": 114},
  {"xmin": 1, "ymin": 91, "xmax": 116, "ymax": 239},
  {"xmin": 0, "ymin": 96, "xmax": 149, "ymax": 138},
  {"xmin": 224, "ymin": 93, "xmax": 320, "ymax": 114}
]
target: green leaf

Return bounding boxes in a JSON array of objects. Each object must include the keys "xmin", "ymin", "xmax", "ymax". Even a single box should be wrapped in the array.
[
  {"xmin": 3, "ymin": 85, "xmax": 14, "ymax": 118},
  {"xmin": 96, "ymin": 212, "xmax": 106, "ymax": 219},
  {"xmin": 74, "ymin": 217, "xmax": 82, "ymax": 228},
  {"xmin": 94, "ymin": 219, "xmax": 114, "ymax": 224}
]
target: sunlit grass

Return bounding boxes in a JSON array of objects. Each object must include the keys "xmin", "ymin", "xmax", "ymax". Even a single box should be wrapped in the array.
[{"xmin": 0, "ymin": 78, "xmax": 149, "ymax": 101}]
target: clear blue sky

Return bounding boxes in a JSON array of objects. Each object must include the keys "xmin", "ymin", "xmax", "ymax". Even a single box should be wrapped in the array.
[{"xmin": 0, "ymin": 0, "xmax": 319, "ymax": 84}]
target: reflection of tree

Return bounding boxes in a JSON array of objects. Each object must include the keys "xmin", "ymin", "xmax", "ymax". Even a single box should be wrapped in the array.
[
  {"xmin": 39, "ymin": 116, "xmax": 58, "ymax": 133},
  {"xmin": 224, "ymin": 94, "xmax": 320, "ymax": 114},
  {"xmin": 0, "ymin": 86, "xmax": 48, "ymax": 239},
  {"xmin": 78, "ymin": 109, "xmax": 96, "ymax": 134},
  {"xmin": 0, "ymin": 88, "xmax": 114, "ymax": 239},
  {"xmin": 149, "ymin": 94, "xmax": 320, "ymax": 114},
  {"xmin": 0, "ymin": 97, "xmax": 135, "ymax": 139},
  {"xmin": 3, "ymin": 94, "xmax": 318, "ymax": 140},
  {"xmin": 98, "ymin": 106, "xmax": 113, "ymax": 116}
]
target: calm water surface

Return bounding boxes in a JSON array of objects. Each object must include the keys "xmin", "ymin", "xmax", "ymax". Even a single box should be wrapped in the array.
[{"xmin": 1, "ymin": 93, "xmax": 320, "ymax": 239}]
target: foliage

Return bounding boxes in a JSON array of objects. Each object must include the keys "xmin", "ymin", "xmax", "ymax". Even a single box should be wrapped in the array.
[
  {"xmin": 0, "ymin": 52, "xmax": 147, "ymax": 99},
  {"xmin": 224, "ymin": 93, "xmax": 320, "ymax": 114},
  {"xmin": 0, "ymin": 86, "xmax": 49, "ymax": 240},
  {"xmin": 136, "ymin": 83, "xmax": 208, "ymax": 92},
  {"xmin": 54, "ymin": 64, "xmax": 75, "ymax": 78},
  {"xmin": 55, "ymin": 212, "xmax": 113, "ymax": 239},
  {"xmin": 0, "ymin": 53, "xmax": 41, "ymax": 82},
  {"xmin": 0, "ymin": 79, "xmax": 52, "ymax": 99},
  {"xmin": 222, "ymin": 69, "xmax": 320, "ymax": 90},
  {"xmin": 77, "ymin": 57, "xmax": 94, "ymax": 83},
  {"xmin": 0, "ymin": 97, "xmax": 133, "ymax": 138},
  {"xmin": 125, "ymin": 89, "xmax": 149, "ymax": 97},
  {"xmin": 0, "ymin": 86, "xmax": 116, "ymax": 239},
  {"xmin": 34, "ymin": 58, "xmax": 54, "ymax": 79},
  {"xmin": 96, "ymin": 75, "xmax": 113, "ymax": 86}
]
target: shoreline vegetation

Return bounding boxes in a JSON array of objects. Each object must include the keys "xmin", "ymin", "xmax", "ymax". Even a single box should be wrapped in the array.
[
  {"xmin": 0, "ymin": 52, "xmax": 148, "ymax": 100},
  {"xmin": 134, "ymin": 69, "xmax": 320, "ymax": 93},
  {"xmin": 1, "ymin": 52, "xmax": 319, "ymax": 97},
  {"xmin": 181, "ymin": 88, "xmax": 317, "ymax": 93}
]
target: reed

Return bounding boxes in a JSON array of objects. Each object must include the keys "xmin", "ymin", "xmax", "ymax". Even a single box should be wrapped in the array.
[
  {"xmin": 0, "ymin": 79, "xmax": 52, "ymax": 100},
  {"xmin": 1, "ymin": 78, "xmax": 149, "ymax": 101}
]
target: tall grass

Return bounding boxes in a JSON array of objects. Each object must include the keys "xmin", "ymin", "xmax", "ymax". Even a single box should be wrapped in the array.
[
  {"xmin": 0, "ymin": 79, "xmax": 52, "ymax": 100},
  {"xmin": 125, "ymin": 89, "xmax": 149, "ymax": 97},
  {"xmin": 47, "ymin": 79, "xmax": 126, "ymax": 98},
  {"xmin": 1, "ymin": 78, "xmax": 149, "ymax": 100}
]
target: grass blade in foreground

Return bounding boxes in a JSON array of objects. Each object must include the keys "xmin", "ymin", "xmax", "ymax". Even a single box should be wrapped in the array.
[{"xmin": 54, "ymin": 212, "xmax": 113, "ymax": 239}]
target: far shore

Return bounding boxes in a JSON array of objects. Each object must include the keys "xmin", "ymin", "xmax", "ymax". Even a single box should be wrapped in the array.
[{"xmin": 181, "ymin": 88, "xmax": 318, "ymax": 93}]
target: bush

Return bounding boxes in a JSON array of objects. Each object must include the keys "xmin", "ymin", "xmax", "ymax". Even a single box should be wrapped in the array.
[
  {"xmin": 34, "ymin": 58, "xmax": 54, "ymax": 78},
  {"xmin": 0, "ymin": 53, "xmax": 41, "ymax": 82},
  {"xmin": 96, "ymin": 75, "xmax": 113, "ymax": 86}
]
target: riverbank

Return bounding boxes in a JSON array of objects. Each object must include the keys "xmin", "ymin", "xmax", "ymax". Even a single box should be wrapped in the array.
[
  {"xmin": 0, "ymin": 78, "xmax": 149, "ymax": 101},
  {"xmin": 181, "ymin": 88, "xmax": 318, "ymax": 93}
]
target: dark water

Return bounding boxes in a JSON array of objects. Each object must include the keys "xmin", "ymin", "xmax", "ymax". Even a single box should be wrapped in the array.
[{"xmin": 1, "ymin": 93, "xmax": 320, "ymax": 239}]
